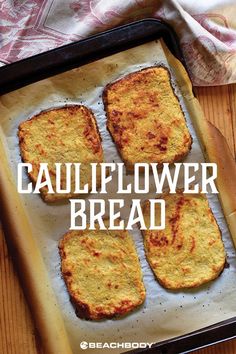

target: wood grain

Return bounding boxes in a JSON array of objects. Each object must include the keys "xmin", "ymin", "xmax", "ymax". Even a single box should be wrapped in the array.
[
  {"xmin": 195, "ymin": 85, "xmax": 236, "ymax": 159},
  {"xmin": 0, "ymin": 85, "xmax": 235, "ymax": 354},
  {"xmin": 191, "ymin": 85, "xmax": 236, "ymax": 354},
  {"xmin": 0, "ymin": 224, "xmax": 42, "ymax": 354}
]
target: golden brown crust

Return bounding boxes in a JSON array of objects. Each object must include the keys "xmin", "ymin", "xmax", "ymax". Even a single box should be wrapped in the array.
[
  {"xmin": 142, "ymin": 191, "xmax": 226, "ymax": 290},
  {"xmin": 103, "ymin": 66, "xmax": 192, "ymax": 173},
  {"xmin": 59, "ymin": 222, "xmax": 146, "ymax": 320},
  {"xmin": 18, "ymin": 105, "xmax": 104, "ymax": 202}
]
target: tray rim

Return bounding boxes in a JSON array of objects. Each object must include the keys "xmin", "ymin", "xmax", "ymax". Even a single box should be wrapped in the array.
[
  {"xmin": 0, "ymin": 18, "xmax": 185, "ymax": 96},
  {"xmin": 0, "ymin": 18, "xmax": 236, "ymax": 354}
]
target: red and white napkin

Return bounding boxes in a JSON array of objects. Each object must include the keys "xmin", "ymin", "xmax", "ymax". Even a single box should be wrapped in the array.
[{"xmin": 0, "ymin": 0, "xmax": 236, "ymax": 86}]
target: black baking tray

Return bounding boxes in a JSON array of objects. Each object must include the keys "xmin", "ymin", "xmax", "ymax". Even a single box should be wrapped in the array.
[
  {"xmin": 0, "ymin": 19, "xmax": 185, "ymax": 95},
  {"xmin": 0, "ymin": 18, "xmax": 235, "ymax": 354}
]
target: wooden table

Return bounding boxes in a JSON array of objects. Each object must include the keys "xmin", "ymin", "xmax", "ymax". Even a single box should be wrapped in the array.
[{"xmin": 0, "ymin": 85, "xmax": 235, "ymax": 354}]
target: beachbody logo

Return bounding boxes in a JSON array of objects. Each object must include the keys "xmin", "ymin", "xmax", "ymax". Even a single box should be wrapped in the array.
[{"xmin": 80, "ymin": 341, "xmax": 153, "ymax": 350}]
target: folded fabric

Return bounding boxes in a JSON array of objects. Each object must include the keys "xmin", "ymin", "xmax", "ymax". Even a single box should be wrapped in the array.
[{"xmin": 0, "ymin": 0, "xmax": 235, "ymax": 86}]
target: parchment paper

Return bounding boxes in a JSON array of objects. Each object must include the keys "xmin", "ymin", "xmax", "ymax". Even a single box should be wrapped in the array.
[{"xmin": 0, "ymin": 40, "xmax": 236, "ymax": 354}]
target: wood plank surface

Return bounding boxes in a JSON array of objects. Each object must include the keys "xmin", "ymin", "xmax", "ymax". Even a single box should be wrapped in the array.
[{"xmin": 0, "ymin": 85, "xmax": 235, "ymax": 354}]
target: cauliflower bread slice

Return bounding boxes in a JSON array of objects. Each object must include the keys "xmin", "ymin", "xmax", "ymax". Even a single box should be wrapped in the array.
[
  {"xmin": 142, "ymin": 191, "xmax": 226, "ymax": 289},
  {"xmin": 18, "ymin": 105, "xmax": 103, "ymax": 202},
  {"xmin": 103, "ymin": 66, "xmax": 192, "ymax": 172},
  {"xmin": 59, "ymin": 221, "xmax": 146, "ymax": 320}
]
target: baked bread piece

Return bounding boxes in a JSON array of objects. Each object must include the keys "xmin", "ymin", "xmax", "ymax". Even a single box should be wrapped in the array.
[
  {"xmin": 59, "ymin": 221, "xmax": 146, "ymax": 320},
  {"xmin": 18, "ymin": 105, "xmax": 103, "ymax": 202},
  {"xmin": 142, "ymin": 191, "xmax": 226, "ymax": 289},
  {"xmin": 103, "ymin": 66, "xmax": 192, "ymax": 172}
]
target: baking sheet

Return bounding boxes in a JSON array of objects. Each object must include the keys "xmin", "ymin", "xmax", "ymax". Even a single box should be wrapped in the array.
[{"xmin": 0, "ymin": 40, "xmax": 236, "ymax": 354}]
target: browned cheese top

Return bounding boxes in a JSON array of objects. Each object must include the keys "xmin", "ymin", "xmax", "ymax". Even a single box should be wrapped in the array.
[
  {"xmin": 103, "ymin": 66, "xmax": 192, "ymax": 170},
  {"xmin": 18, "ymin": 105, "xmax": 104, "ymax": 201},
  {"xmin": 142, "ymin": 191, "xmax": 226, "ymax": 289}
]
